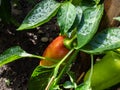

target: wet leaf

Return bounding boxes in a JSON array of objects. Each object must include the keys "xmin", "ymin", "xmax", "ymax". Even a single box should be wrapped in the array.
[
  {"xmin": 81, "ymin": 28, "xmax": 120, "ymax": 54},
  {"xmin": 76, "ymin": 4, "xmax": 104, "ymax": 49},
  {"xmin": 57, "ymin": 1, "xmax": 76, "ymax": 35},
  {"xmin": 17, "ymin": 0, "xmax": 60, "ymax": 30},
  {"xmin": 0, "ymin": 46, "xmax": 33, "ymax": 66}
]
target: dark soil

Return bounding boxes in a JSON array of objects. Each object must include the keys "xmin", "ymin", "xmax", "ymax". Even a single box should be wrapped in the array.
[
  {"xmin": 0, "ymin": 0, "xmax": 59, "ymax": 90},
  {"xmin": 0, "ymin": 0, "xmax": 120, "ymax": 90}
]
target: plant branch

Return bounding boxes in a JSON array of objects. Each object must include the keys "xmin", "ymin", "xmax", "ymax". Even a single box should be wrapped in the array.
[
  {"xmin": 27, "ymin": 54, "xmax": 58, "ymax": 62},
  {"xmin": 45, "ymin": 49, "xmax": 75, "ymax": 89},
  {"xmin": 55, "ymin": 49, "xmax": 79, "ymax": 84}
]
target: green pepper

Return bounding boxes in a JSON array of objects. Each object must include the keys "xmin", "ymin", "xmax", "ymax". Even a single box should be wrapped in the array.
[{"xmin": 84, "ymin": 51, "xmax": 120, "ymax": 90}]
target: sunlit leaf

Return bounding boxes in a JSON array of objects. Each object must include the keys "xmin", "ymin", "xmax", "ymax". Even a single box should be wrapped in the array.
[
  {"xmin": 17, "ymin": 0, "xmax": 60, "ymax": 30},
  {"xmin": 63, "ymin": 71, "xmax": 77, "ymax": 89},
  {"xmin": 76, "ymin": 81, "xmax": 92, "ymax": 90},
  {"xmin": 67, "ymin": 6, "xmax": 83, "ymax": 37},
  {"xmin": 81, "ymin": 28, "xmax": 120, "ymax": 54},
  {"xmin": 63, "ymin": 81, "xmax": 75, "ymax": 89},
  {"xmin": 57, "ymin": 1, "xmax": 76, "ymax": 34},
  {"xmin": 76, "ymin": 4, "xmax": 104, "ymax": 49},
  {"xmin": 0, "ymin": 46, "xmax": 33, "ymax": 66},
  {"xmin": 0, "ymin": 46, "xmax": 45, "ymax": 66}
]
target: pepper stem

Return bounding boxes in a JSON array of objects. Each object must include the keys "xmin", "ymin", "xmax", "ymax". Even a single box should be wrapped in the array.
[{"xmin": 64, "ymin": 34, "xmax": 77, "ymax": 49}]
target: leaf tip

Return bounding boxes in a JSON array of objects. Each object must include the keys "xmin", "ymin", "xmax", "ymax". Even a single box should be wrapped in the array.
[{"xmin": 17, "ymin": 24, "xmax": 28, "ymax": 31}]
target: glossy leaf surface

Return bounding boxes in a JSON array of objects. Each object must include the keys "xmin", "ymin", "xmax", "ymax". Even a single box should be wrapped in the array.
[
  {"xmin": 17, "ymin": 0, "xmax": 60, "ymax": 30},
  {"xmin": 81, "ymin": 28, "xmax": 120, "ymax": 54},
  {"xmin": 0, "ymin": 46, "xmax": 33, "ymax": 66},
  {"xmin": 57, "ymin": 1, "xmax": 76, "ymax": 34},
  {"xmin": 67, "ymin": 6, "xmax": 83, "ymax": 37},
  {"xmin": 29, "ymin": 66, "xmax": 54, "ymax": 90},
  {"xmin": 76, "ymin": 4, "xmax": 104, "ymax": 49},
  {"xmin": 0, "ymin": 46, "xmax": 45, "ymax": 66}
]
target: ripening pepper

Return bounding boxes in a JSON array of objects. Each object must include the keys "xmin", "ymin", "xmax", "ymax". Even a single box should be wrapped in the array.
[
  {"xmin": 84, "ymin": 51, "xmax": 120, "ymax": 90},
  {"xmin": 40, "ymin": 35, "xmax": 69, "ymax": 66}
]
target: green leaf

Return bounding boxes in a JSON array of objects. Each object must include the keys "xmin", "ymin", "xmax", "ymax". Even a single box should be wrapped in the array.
[
  {"xmin": 63, "ymin": 71, "xmax": 77, "ymax": 89},
  {"xmin": 49, "ymin": 49, "xmax": 77, "ymax": 89},
  {"xmin": 17, "ymin": 0, "xmax": 60, "ymax": 30},
  {"xmin": 67, "ymin": 6, "xmax": 83, "ymax": 37},
  {"xmin": 76, "ymin": 81, "xmax": 92, "ymax": 90},
  {"xmin": 0, "ymin": 46, "xmax": 46, "ymax": 67},
  {"xmin": 76, "ymin": 4, "xmax": 104, "ymax": 49},
  {"xmin": 93, "ymin": 0, "xmax": 101, "ymax": 4},
  {"xmin": 57, "ymin": 1, "xmax": 76, "ymax": 35},
  {"xmin": 79, "ymin": 0, "xmax": 95, "ymax": 11},
  {"xmin": 0, "ymin": 46, "xmax": 34, "ymax": 66},
  {"xmin": 81, "ymin": 28, "xmax": 120, "ymax": 54},
  {"xmin": 28, "ymin": 66, "xmax": 54, "ymax": 90},
  {"xmin": 63, "ymin": 81, "xmax": 75, "ymax": 89},
  {"xmin": 74, "ymin": 6, "xmax": 83, "ymax": 27}
]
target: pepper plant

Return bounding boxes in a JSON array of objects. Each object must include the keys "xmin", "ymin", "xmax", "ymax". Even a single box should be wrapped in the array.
[{"xmin": 0, "ymin": 0, "xmax": 120, "ymax": 90}]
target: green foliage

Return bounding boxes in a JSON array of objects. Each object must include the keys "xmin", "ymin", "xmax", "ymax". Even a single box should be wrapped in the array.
[
  {"xmin": 76, "ymin": 81, "xmax": 92, "ymax": 90},
  {"xmin": 28, "ymin": 66, "xmax": 54, "ymax": 90},
  {"xmin": 67, "ymin": 6, "xmax": 82, "ymax": 37},
  {"xmin": 17, "ymin": 0, "xmax": 60, "ymax": 30},
  {"xmin": 76, "ymin": 4, "xmax": 104, "ymax": 49},
  {"xmin": 1, "ymin": 0, "xmax": 120, "ymax": 90},
  {"xmin": 63, "ymin": 71, "xmax": 77, "ymax": 89},
  {"xmin": 81, "ymin": 28, "xmax": 120, "ymax": 54},
  {"xmin": 0, "ymin": 46, "xmax": 30, "ymax": 66},
  {"xmin": 0, "ymin": 46, "xmax": 46, "ymax": 67},
  {"xmin": 57, "ymin": 1, "xmax": 76, "ymax": 35}
]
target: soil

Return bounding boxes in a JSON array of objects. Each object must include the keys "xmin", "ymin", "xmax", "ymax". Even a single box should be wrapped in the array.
[
  {"xmin": 0, "ymin": 0, "xmax": 120, "ymax": 90},
  {"xmin": 0, "ymin": 0, "xmax": 59, "ymax": 90}
]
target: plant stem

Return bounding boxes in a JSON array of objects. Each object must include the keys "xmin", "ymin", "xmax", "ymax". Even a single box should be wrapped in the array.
[
  {"xmin": 45, "ymin": 49, "xmax": 76, "ymax": 89},
  {"xmin": 54, "ymin": 49, "xmax": 75, "ymax": 76},
  {"xmin": 64, "ymin": 34, "xmax": 77, "ymax": 49},
  {"xmin": 56, "ymin": 49, "xmax": 79, "ymax": 84},
  {"xmin": 45, "ymin": 76, "xmax": 55, "ymax": 90},
  {"xmin": 88, "ymin": 54, "xmax": 94, "ymax": 84},
  {"xmin": 27, "ymin": 53, "xmax": 57, "ymax": 62}
]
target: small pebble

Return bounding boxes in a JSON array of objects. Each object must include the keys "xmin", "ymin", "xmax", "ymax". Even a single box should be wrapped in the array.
[
  {"xmin": 41, "ymin": 37, "xmax": 49, "ymax": 42},
  {"xmin": 49, "ymin": 37, "xmax": 53, "ymax": 42},
  {"xmin": 38, "ymin": 30, "xmax": 44, "ymax": 34}
]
